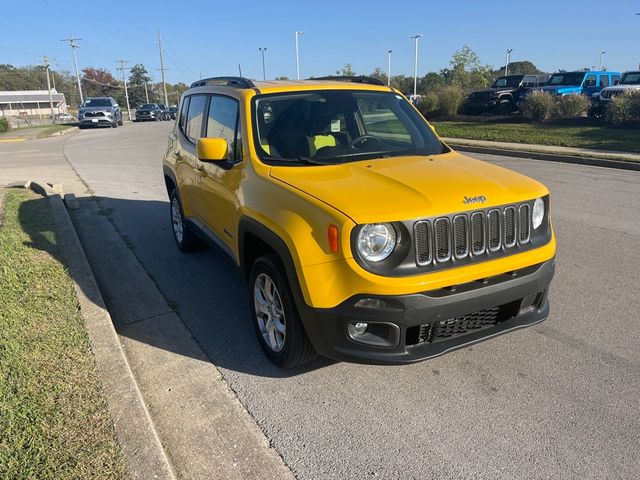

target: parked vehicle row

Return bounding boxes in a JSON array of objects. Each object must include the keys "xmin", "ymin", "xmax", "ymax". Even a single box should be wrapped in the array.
[
  {"xmin": 463, "ymin": 70, "xmax": 626, "ymax": 116},
  {"xmin": 134, "ymin": 103, "xmax": 174, "ymax": 122},
  {"xmin": 591, "ymin": 70, "xmax": 640, "ymax": 116}
]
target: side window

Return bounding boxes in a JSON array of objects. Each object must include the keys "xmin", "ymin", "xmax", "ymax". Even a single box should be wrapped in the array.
[
  {"xmin": 179, "ymin": 97, "xmax": 190, "ymax": 135},
  {"xmin": 600, "ymin": 75, "xmax": 609, "ymax": 88},
  {"xmin": 522, "ymin": 76, "xmax": 536, "ymax": 88},
  {"xmin": 584, "ymin": 75, "xmax": 597, "ymax": 88},
  {"xmin": 206, "ymin": 96, "xmax": 240, "ymax": 162},
  {"xmin": 612, "ymin": 75, "xmax": 620, "ymax": 85},
  {"xmin": 185, "ymin": 95, "xmax": 207, "ymax": 143}
]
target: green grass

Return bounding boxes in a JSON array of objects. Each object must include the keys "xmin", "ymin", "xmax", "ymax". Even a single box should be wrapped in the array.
[
  {"xmin": 35, "ymin": 124, "xmax": 73, "ymax": 139},
  {"xmin": 0, "ymin": 189, "xmax": 125, "ymax": 479},
  {"xmin": 432, "ymin": 121, "xmax": 640, "ymax": 153}
]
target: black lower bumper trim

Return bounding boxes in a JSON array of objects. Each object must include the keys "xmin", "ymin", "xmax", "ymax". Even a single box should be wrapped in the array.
[{"xmin": 298, "ymin": 258, "xmax": 555, "ymax": 364}]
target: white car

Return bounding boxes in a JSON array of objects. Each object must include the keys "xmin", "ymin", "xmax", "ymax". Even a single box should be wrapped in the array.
[{"xmin": 599, "ymin": 71, "xmax": 640, "ymax": 102}]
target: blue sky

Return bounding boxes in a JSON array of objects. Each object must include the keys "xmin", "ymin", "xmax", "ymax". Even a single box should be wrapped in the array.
[{"xmin": 2, "ymin": 0, "xmax": 639, "ymax": 84}]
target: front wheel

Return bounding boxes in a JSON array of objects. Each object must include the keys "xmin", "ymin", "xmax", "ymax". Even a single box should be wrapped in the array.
[{"xmin": 249, "ymin": 254, "xmax": 317, "ymax": 369}]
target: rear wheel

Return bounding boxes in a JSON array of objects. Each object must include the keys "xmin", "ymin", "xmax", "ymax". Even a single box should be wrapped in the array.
[
  {"xmin": 169, "ymin": 188, "xmax": 203, "ymax": 252},
  {"xmin": 249, "ymin": 254, "xmax": 317, "ymax": 369},
  {"xmin": 118, "ymin": 117, "xmax": 123, "ymax": 126}
]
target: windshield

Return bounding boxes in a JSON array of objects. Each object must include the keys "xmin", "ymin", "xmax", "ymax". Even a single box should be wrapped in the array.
[
  {"xmin": 83, "ymin": 98, "xmax": 111, "ymax": 107},
  {"xmin": 547, "ymin": 72, "xmax": 585, "ymax": 86},
  {"xmin": 158, "ymin": 104, "xmax": 166, "ymax": 109},
  {"xmin": 253, "ymin": 90, "xmax": 444, "ymax": 165},
  {"xmin": 492, "ymin": 76, "xmax": 523, "ymax": 88},
  {"xmin": 620, "ymin": 72, "xmax": 640, "ymax": 85},
  {"xmin": 140, "ymin": 104, "xmax": 156, "ymax": 109}
]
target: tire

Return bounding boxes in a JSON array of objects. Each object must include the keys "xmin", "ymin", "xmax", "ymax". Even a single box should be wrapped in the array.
[
  {"xmin": 249, "ymin": 254, "xmax": 317, "ymax": 369},
  {"xmin": 118, "ymin": 117, "xmax": 123, "ymax": 126},
  {"xmin": 169, "ymin": 188, "xmax": 203, "ymax": 252},
  {"xmin": 112, "ymin": 121, "xmax": 118, "ymax": 128},
  {"xmin": 79, "ymin": 124, "xmax": 87, "ymax": 129},
  {"xmin": 496, "ymin": 100, "xmax": 514, "ymax": 115}
]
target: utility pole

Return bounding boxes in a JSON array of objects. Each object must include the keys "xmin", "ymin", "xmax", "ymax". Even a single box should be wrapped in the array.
[
  {"xmin": 387, "ymin": 50, "xmax": 392, "ymax": 86},
  {"xmin": 259, "ymin": 47, "xmax": 267, "ymax": 81},
  {"xmin": 157, "ymin": 29, "xmax": 169, "ymax": 107},
  {"xmin": 295, "ymin": 31, "xmax": 304, "ymax": 80},
  {"xmin": 117, "ymin": 60, "xmax": 132, "ymax": 121},
  {"xmin": 143, "ymin": 81, "xmax": 149, "ymax": 103},
  {"xmin": 411, "ymin": 34, "xmax": 422, "ymax": 97},
  {"xmin": 505, "ymin": 49, "xmax": 513, "ymax": 76},
  {"xmin": 60, "ymin": 35, "xmax": 83, "ymax": 104},
  {"xmin": 599, "ymin": 51, "xmax": 606, "ymax": 71},
  {"xmin": 42, "ymin": 56, "xmax": 55, "ymax": 119}
]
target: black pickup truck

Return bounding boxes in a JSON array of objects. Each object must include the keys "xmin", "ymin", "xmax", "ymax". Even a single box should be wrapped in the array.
[{"xmin": 463, "ymin": 74, "xmax": 549, "ymax": 114}]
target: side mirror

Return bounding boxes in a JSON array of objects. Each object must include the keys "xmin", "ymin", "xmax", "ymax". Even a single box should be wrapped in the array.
[{"xmin": 197, "ymin": 137, "xmax": 228, "ymax": 162}]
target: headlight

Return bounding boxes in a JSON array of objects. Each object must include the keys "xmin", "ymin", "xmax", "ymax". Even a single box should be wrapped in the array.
[
  {"xmin": 105, "ymin": 111, "xmax": 112, "ymax": 116},
  {"xmin": 532, "ymin": 197, "xmax": 545, "ymax": 229},
  {"xmin": 357, "ymin": 223, "xmax": 397, "ymax": 262}
]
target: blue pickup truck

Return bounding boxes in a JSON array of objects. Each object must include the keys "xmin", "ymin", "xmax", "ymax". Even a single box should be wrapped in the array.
[{"xmin": 532, "ymin": 70, "xmax": 621, "ymax": 97}]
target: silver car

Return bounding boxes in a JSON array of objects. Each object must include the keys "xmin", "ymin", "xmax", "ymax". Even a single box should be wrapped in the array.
[{"xmin": 78, "ymin": 97, "xmax": 123, "ymax": 128}]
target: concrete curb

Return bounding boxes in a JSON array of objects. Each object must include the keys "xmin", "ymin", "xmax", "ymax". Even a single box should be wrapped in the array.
[
  {"xmin": 448, "ymin": 143, "xmax": 640, "ymax": 172},
  {"xmin": 22, "ymin": 181, "xmax": 176, "ymax": 480}
]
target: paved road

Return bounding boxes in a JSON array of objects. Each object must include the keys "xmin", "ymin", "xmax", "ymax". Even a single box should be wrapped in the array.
[{"xmin": 64, "ymin": 122, "xmax": 640, "ymax": 479}]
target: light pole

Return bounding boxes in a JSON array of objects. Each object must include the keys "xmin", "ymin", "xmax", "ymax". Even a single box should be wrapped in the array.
[
  {"xmin": 259, "ymin": 47, "xmax": 267, "ymax": 80},
  {"xmin": 504, "ymin": 49, "xmax": 513, "ymax": 76},
  {"xmin": 411, "ymin": 34, "xmax": 422, "ymax": 97},
  {"xmin": 599, "ymin": 51, "xmax": 606, "ymax": 71},
  {"xmin": 295, "ymin": 31, "xmax": 304, "ymax": 80},
  {"xmin": 387, "ymin": 50, "xmax": 392, "ymax": 86}
]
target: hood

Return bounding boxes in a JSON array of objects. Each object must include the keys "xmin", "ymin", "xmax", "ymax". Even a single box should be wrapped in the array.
[
  {"xmin": 604, "ymin": 85, "xmax": 640, "ymax": 92},
  {"xmin": 269, "ymin": 151, "xmax": 548, "ymax": 224},
  {"xmin": 536, "ymin": 85, "xmax": 580, "ymax": 95}
]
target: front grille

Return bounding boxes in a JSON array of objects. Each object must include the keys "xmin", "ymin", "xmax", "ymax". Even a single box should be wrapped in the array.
[
  {"xmin": 433, "ymin": 307, "xmax": 501, "ymax": 342},
  {"xmin": 470, "ymin": 91, "xmax": 492, "ymax": 102},
  {"xmin": 84, "ymin": 111, "xmax": 105, "ymax": 117},
  {"xmin": 414, "ymin": 201, "xmax": 533, "ymax": 267}
]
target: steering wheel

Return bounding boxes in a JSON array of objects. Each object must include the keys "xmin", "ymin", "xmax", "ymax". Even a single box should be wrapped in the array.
[{"xmin": 348, "ymin": 135, "xmax": 382, "ymax": 147}]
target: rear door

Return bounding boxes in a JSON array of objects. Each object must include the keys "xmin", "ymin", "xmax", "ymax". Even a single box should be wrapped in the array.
[{"xmin": 174, "ymin": 94, "xmax": 208, "ymax": 219}]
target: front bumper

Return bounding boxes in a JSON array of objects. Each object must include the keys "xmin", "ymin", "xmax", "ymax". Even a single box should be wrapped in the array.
[
  {"xmin": 79, "ymin": 116, "xmax": 114, "ymax": 126},
  {"xmin": 299, "ymin": 258, "xmax": 555, "ymax": 364}
]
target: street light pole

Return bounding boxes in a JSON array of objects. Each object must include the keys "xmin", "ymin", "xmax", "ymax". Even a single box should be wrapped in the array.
[
  {"xmin": 259, "ymin": 47, "xmax": 267, "ymax": 81},
  {"xmin": 505, "ymin": 49, "xmax": 513, "ymax": 76},
  {"xmin": 387, "ymin": 50, "xmax": 392, "ymax": 86},
  {"xmin": 599, "ymin": 51, "xmax": 606, "ymax": 71},
  {"xmin": 295, "ymin": 31, "xmax": 304, "ymax": 80},
  {"xmin": 411, "ymin": 34, "xmax": 422, "ymax": 97}
]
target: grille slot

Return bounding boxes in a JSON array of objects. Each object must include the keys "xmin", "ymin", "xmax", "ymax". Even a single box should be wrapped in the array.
[
  {"xmin": 434, "ymin": 218, "xmax": 451, "ymax": 262},
  {"xmin": 519, "ymin": 204, "xmax": 531, "ymax": 243},
  {"xmin": 470, "ymin": 212, "xmax": 485, "ymax": 255},
  {"xmin": 504, "ymin": 206, "xmax": 517, "ymax": 247},
  {"xmin": 487, "ymin": 209, "xmax": 501, "ymax": 252},
  {"xmin": 414, "ymin": 221, "xmax": 432, "ymax": 266},
  {"xmin": 452, "ymin": 215, "xmax": 468, "ymax": 259}
]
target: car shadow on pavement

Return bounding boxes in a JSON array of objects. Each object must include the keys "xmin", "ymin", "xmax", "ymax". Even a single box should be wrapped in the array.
[{"xmin": 21, "ymin": 193, "xmax": 335, "ymax": 378}]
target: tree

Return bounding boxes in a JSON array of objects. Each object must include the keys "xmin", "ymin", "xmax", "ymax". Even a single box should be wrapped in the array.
[
  {"xmin": 370, "ymin": 67, "xmax": 388, "ymax": 85},
  {"xmin": 440, "ymin": 45, "xmax": 494, "ymax": 92},
  {"xmin": 336, "ymin": 64, "xmax": 356, "ymax": 76},
  {"xmin": 82, "ymin": 67, "xmax": 120, "ymax": 98},
  {"xmin": 275, "ymin": 76, "xmax": 289, "ymax": 80},
  {"xmin": 127, "ymin": 64, "xmax": 152, "ymax": 107},
  {"xmin": 497, "ymin": 61, "xmax": 544, "ymax": 76}
]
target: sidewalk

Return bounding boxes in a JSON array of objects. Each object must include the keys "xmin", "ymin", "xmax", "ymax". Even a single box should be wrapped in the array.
[{"xmin": 442, "ymin": 137, "xmax": 640, "ymax": 163}]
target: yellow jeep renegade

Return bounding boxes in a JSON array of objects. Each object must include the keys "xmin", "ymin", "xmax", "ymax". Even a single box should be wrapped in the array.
[{"xmin": 163, "ymin": 76, "xmax": 556, "ymax": 368}]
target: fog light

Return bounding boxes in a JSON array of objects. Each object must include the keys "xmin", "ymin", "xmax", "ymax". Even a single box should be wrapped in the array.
[
  {"xmin": 349, "ymin": 322, "xmax": 368, "ymax": 335},
  {"xmin": 354, "ymin": 298, "xmax": 386, "ymax": 309}
]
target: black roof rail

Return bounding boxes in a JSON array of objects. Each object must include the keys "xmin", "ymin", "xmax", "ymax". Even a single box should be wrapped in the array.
[
  {"xmin": 311, "ymin": 75, "xmax": 386, "ymax": 86},
  {"xmin": 190, "ymin": 76, "xmax": 257, "ymax": 89}
]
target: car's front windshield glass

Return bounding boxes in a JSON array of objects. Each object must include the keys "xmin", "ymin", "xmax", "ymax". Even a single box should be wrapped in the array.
[
  {"xmin": 83, "ymin": 98, "xmax": 111, "ymax": 107},
  {"xmin": 620, "ymin": 73, "xmax": 640, "ymax": 85},
  {"xmin": 548, "ymin": 72, "xmax": 585, "ymax": 86},
  {"xmin": 140, "ymin": 104, "xmax": 155, "ymax": 109},
  {"xmin": 253, "ymin": 90, "xmax": 444, "ymax": 165},
  {"xmin": 492, "ymin": 76, "xmax": 522, "ymax": 88}
]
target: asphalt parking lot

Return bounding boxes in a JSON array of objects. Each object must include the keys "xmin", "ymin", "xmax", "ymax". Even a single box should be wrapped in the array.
[{"xmin": 58, "ymin": 122, "xmax": 640, "ymax": 479}]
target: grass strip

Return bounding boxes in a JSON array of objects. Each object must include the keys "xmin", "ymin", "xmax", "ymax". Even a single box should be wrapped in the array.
[
  {"xmin": 0, "ymin": 189, "xmax": 125, "ymax": 479},
  {"xmin": 432, "ymin": 121, "xmax": 640, "ymax": 153}
]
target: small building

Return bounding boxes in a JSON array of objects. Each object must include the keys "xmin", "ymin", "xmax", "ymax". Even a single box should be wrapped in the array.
[{"xmin": 0, "ymin": 89, "xmax": 68, "ymax": 117}]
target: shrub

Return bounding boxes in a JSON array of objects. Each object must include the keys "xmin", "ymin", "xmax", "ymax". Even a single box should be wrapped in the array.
[
  {"xmin": 436, "ymin": 85, "xmax": 465, "ymax": 117},
  {"xmin": 0, "ymin": 117, "xmax": 9, "ymax": 133},
  {"xmin": 556, "ymin": 94, "xmax": 590, "ymax": 118},
  {"xmin": 522, "ymin": 91, "xmax": 556, "ymax": 123},
  {"xmin": 417, "ymin": 91, "xmax": 439, "ymax": 117},
  {"xmin": 606, "ymin": 91, "xmax": 640, "ymax": 126}
]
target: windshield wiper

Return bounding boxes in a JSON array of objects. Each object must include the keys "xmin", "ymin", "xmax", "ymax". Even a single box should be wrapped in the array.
[{"xmin": 262, "ymin": 155, "xmax": 328, "ymax": 166}]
